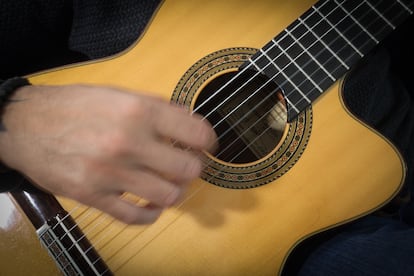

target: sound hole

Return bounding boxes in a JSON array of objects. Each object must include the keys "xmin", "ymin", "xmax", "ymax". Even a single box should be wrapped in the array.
[{"xmin": 194, "ymin": 70, "xmax": 286, "ymax": 164}]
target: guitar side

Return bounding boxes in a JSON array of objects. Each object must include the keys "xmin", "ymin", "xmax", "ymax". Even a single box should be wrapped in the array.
[{"xmin": 12, "ymin": 0, "xmax": 407, "ymax": 275}]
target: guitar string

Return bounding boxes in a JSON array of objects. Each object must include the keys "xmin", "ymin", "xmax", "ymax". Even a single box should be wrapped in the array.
[{"xmin": 42, "ymin": 0, "xmax": 408, "ymax": 272}]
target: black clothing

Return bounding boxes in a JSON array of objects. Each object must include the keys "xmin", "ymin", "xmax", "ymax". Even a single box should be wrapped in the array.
[{"xmin": 0, "ymin": 0, "xmax": 161, "ymax": 78}]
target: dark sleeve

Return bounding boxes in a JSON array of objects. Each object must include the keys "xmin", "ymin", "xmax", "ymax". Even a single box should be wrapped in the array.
[
  {"xmin": 0, "ymin": 0, "xmax": 161, "ymax": 79},
  {"xmin": 0, "ymin": 0, "xmax": 88, "ymax": 79}
]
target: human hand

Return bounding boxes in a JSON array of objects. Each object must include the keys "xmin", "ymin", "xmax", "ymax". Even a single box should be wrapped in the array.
[{"xmin": 0, "ymin": 84, "xmax": 217, "ymax": 224}]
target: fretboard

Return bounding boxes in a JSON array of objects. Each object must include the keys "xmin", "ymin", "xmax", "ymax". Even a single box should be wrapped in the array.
[{"xmin": 246, "ymin": 0, "xmax": 413, "ymax": 121}]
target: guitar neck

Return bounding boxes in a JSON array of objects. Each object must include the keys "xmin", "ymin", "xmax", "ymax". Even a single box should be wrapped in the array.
[{"xmin": 245, "ymin": 0, "xmax": 413, "ymax": 121}]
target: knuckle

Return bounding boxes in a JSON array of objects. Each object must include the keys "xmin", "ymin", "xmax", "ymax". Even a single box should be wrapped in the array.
[
  {"xmin": 98, "ymin": 131, "xmax": 129, "ymax": 157},
  {"xmin": 120, "ymin": 97, "xmax": 151, "ymax": 120}
]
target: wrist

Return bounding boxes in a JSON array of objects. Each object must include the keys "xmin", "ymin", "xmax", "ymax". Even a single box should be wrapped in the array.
[
  {"xmin": 0, "ymin": 77, "xmax": 31, "ymax": 130},
  {"xmin": 0, "ymin": 77, "xmax": 31, "ymax": 176}
]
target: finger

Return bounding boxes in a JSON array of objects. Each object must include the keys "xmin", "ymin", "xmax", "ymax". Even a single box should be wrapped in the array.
[
  {"xmin": 133, "ymin": 139, "xmax": 204, "ymax": 184},
  {"xmin": 94, "ymin": 194, "xmax": 163, "ymax": 225},
  {"xmin": 117, "ymin": 169, "xmax": 185, "ymax": 207},
  {"xmin": 151, "ymin": 103, "xmax": 217, "ymax": 152}
]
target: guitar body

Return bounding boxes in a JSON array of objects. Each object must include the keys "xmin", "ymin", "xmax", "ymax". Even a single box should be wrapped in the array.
[{"xmin": 6, "ymin": 0, "xmax": 405, "ymax": 274}]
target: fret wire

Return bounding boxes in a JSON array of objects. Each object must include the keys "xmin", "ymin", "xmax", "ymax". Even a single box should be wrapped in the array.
[
  {"xmin": 286, "ymin": 25, "xmax": 336, "ymax": 82},
  {"xmin": 309, "ymin": 2, "xmax": 356, "ymax": 70},
  {"xmin": 342, "ymin": 1, "xmax": 395, "ymax": 44},
  {"xmin": 375, "ymin": 0, "xmax": 413, "ymax": 29},
  {"xmin": 277, "ymin": 32, "xmax": 324, "ymax": 93},
  {"xmin": 259, "ymin": 48, "xmax": 311, "ymax": 104},
  {"xmin": 298, "ymin": 16, "xmax": 349, "ymax": 70},
  {"xmin": 313, "ymin": 3, "xmax": 363, "ymax": 58},
  {"xmin": 334, "ymin": 0, "xmax": 379, "ymax": 43},
  {"xmin": 365, "ymin": 1, "xmax": 396, "ymax": 29},
  {"xmin": 397, "ymin": 0, "xmax": 413, "ymax": 13}
]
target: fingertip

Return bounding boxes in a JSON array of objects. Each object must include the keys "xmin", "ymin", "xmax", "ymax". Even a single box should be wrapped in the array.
[
  {"xmin": 195, "ymin": 117, "xmax": 218, "ymax": 153},
  {"xmin": 163, "ymin": 185, "xmax": 182, "ymax": 207}
]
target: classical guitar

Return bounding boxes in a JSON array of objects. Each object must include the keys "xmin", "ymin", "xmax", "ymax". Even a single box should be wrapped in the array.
[{"xmin": 3, "ymin": 0, "xmax": 413, "ymax": 275}]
